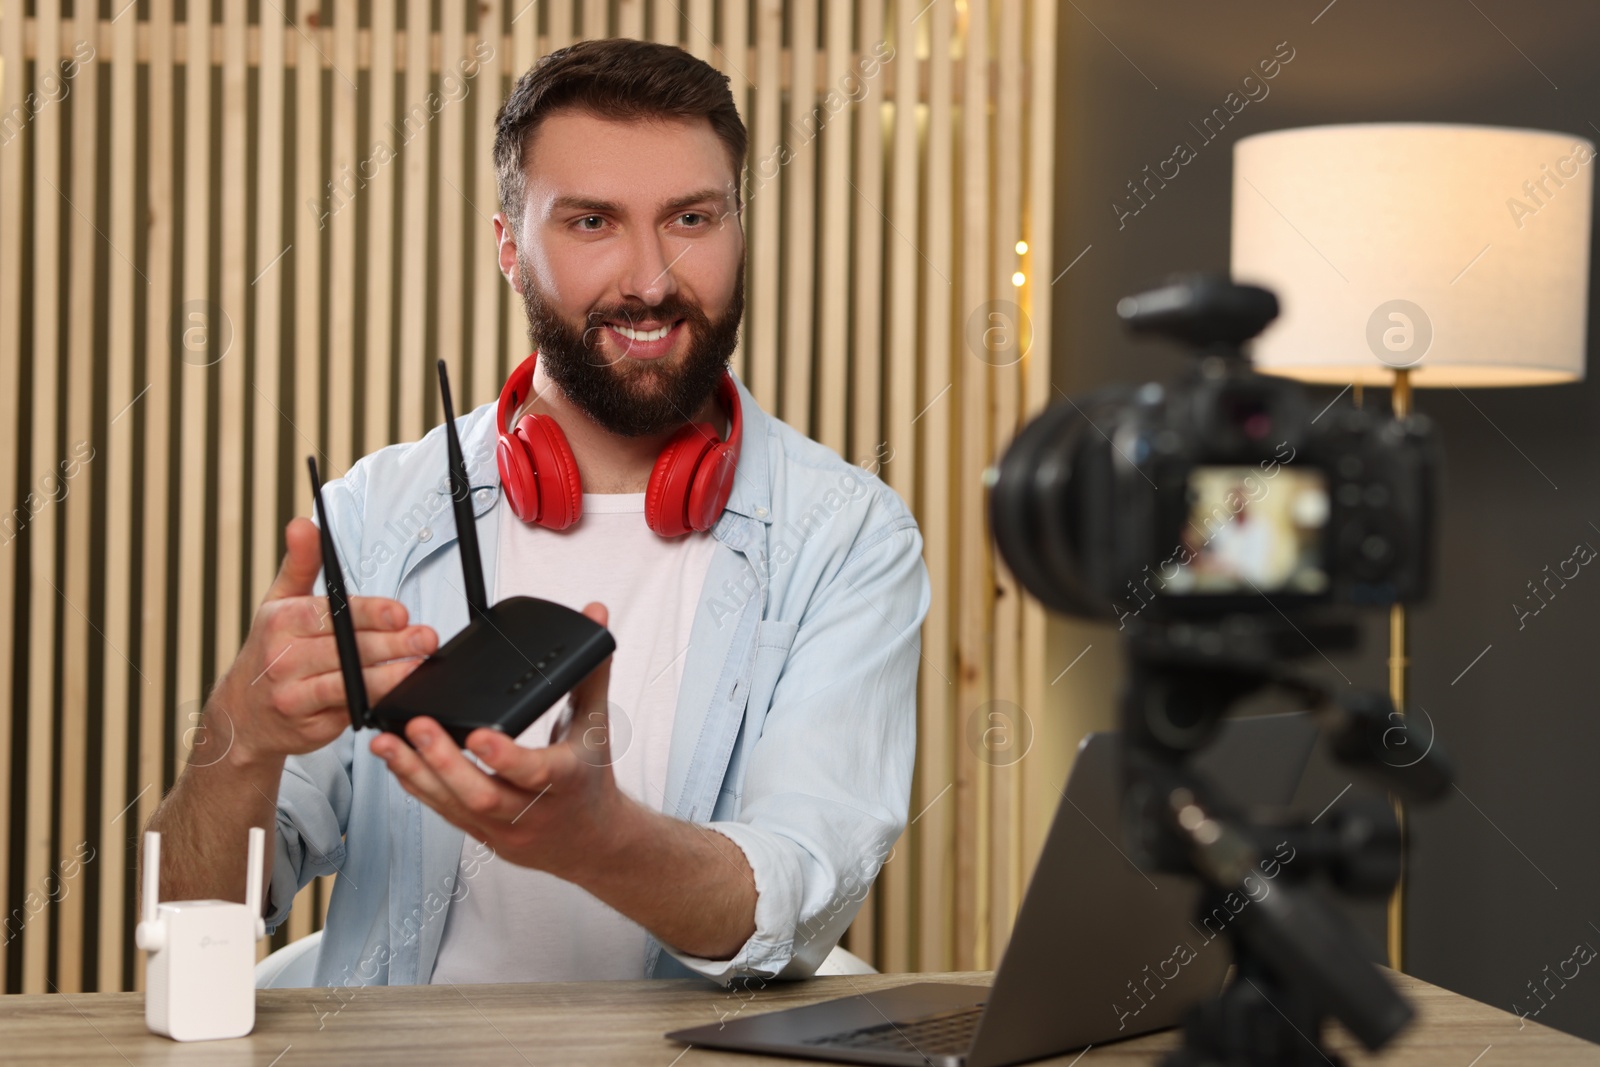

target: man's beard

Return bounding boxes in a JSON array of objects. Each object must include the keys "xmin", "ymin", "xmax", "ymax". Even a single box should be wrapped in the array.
[{"xmin": 518, "ymin": 260, "xmax": 744, "ymax": 438}]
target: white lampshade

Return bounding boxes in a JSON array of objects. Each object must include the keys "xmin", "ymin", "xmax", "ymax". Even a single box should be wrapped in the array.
[{"xmin": 1231, "ymin": 123, "xmax": 1592, "ymax": 387}]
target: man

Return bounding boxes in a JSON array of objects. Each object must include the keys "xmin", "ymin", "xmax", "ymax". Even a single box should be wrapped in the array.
[{"xmin": 144, "ymin": 38, "xmax": 930, "ymax": 987}]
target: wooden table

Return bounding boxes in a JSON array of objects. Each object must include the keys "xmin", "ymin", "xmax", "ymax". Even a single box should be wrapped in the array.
[{"xmin": 2, "ymin": 970, "xmax": 1595, "ymax": 1065}]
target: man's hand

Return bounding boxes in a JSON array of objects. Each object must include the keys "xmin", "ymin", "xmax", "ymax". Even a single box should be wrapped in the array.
[
  {"xmin": 370, "ymin": 602, "xmax": 628, "ymax": 879},
  {"xmin": 211, "ymin": 517, "xmax": 439, "ymax": 767}
]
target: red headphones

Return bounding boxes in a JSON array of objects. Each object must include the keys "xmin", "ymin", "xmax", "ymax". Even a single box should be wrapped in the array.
[{"xmin": 494, "ymin": 353, "xmax": 743, "ymax": 537}]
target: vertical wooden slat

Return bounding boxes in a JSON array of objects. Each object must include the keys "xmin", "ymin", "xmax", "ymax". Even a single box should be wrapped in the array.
[
  {"xmin": 841, "ymin": 0, "xmax": 887, "ymax": 968},
  {"xmin": 618, "ymin": 0, "xmax": 644, "ymax": 40},
  {"xmin": 254, "ymin": 0, "xmax": 293, "ymax": 949},
  {"xmin": 988, "ymin": 0, "xmax": 1024, "ymax": 961},
  {"xmin": 436, "ymin": 1, "xmax": 467, "ymax": 402},
  {"xmin": 397, "ymin": 0, "xmax": 431, "ymax": 442},
  {"xmin": 583, "ymin": 0, "xmax": 608, "ymax": 39},
  {"xmin": 24, "ymin": 0, "xmax": 62, "ymax": 994},
  {"xmin": 684, "ymin": 0, "xmax": 713, "ymax": 59},
  {"xmin": 918, "ymin": 0, "xmax": 955, "ymax": 976},
  {"xmin": 98, "ymin": 0, "xmax": 143, "ymax": 994},
  {"xmin": 293, "ymin": 1, "xmax": 325, "ymax": 479},
  {"xmin": 879, "ymin": 0, "xmax": 920, "ymax": 976},
  {"xmin": 821, "ymin": 0, "xmax": 867, "ymax": 965},
  {"xmin": 172, "ymin": 0, "xmax": 214, "ymax": 792},
  {"xmin": 955, "ymin": 0, "xmax": 992, "ymax": 973},
  {"xmin": 55, "ymin": 0, "xmax": 100, "ymax": 994},
  {"xmin": 780, "ymin": 0, "xmax": 817, "ymax": 432},
  {"xmin": 650, "ymin": 0, "xmax": 678, "ymax": 45},
  {"xmin": 716, "ymin": 0, "xmax": 749, "ymax": 383},
  {"xmin": 472, "ymin": 0, "xmax": 505, "ymax": 411},
  {"xmin": 506, "ymin": 0, "xmax": 542, "ymax": 376},
  {"xmin": 849, "ymin": 0, "xmax": 884, "ymax": 486},
  {"xmin": 287, "ymin": 0, "xmax": 329, "ymax": 946},
  {"xmin": 1018, "ymin": 0, "xmax": 1059, "ymax": 895},
  {"xmin": 214, "ymin": 0, "xmax": 251, "ymax": 734},
  {"xmin": 365, "ymin": 0, "xmax": 398, "ymax": 454},
  {"xmin": 136, "ymin": 0, "xmax": 177, "ymax": 995},
  {"xmin": 328, "ymin": 0, "xmax": 358, "ymax": 471},
  {"xmin": 748, "ymin": 0, "xmax": 781, "ymax": 412},
  {"xmin": 254, "ymin": 0, "xmax": 290, "ymax": 607},
  {"xmin": 813, "ymin": 2, "xmax": 849, "ymax": 456},
  {"xmin": 0, "ymin": 0, "xmax": 26, "ymax": 994},
  {"xmin": 549, "ymin": 0, "xmax": 575, "ymax": 51}
]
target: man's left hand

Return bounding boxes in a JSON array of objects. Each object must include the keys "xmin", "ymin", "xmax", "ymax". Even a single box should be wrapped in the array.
[{"xmin": 369, "ymin": 601, "xmax": 633, "ymax": 881}]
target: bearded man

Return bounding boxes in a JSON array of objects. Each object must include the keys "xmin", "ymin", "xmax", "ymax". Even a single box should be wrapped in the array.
[{"xmin": 142, "ymin": 38, "xmax": 930, "ymax": 988}]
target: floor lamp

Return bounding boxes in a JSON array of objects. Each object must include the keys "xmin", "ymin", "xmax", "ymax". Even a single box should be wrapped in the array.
[{"xmin": 1230, "ymin": 123, "xmax": 1593, "ymax": 971}]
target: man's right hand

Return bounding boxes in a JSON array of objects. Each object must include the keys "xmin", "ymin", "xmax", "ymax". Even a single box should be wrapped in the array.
[{"xmin": 208, "ymin": 516, "xmax": 439, "ymax": 767}]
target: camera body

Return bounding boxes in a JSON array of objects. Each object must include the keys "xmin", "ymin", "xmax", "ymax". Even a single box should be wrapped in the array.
[{"xmin": 988, "ymin": 277, "xmax": 1436, "ymax": 626}]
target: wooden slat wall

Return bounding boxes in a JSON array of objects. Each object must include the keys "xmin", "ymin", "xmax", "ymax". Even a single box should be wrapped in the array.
[{"xmin": 0, "ymin": 1, "xmax": 1056, "ymax": 992}]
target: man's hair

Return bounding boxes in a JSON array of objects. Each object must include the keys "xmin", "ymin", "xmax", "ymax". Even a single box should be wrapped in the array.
[{"xmin": 493, "ymin": 38, "xmax": 747, "ymax": 235}]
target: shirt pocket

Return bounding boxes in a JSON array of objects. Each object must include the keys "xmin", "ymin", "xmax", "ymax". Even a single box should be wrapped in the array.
[{"xmin": 744, "ymin": 619, "xmax": 799, "ymax": 717}]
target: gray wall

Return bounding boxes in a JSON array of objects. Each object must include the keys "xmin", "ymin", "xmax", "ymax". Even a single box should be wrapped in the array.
[{"xmin": 1049, "ymin": 0, "xmax": 1600, "ymax": 1043}]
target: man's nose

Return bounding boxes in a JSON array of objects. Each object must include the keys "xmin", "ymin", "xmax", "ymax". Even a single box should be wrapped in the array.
[{"xmin": 618, "ymin": 229, "xmax": 682, "ymax": 308}]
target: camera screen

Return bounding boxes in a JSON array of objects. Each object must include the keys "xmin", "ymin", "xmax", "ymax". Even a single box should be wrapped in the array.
[{"xmin": 1166, "ymin": 465, "xmax": 1330, "ymax": 596}]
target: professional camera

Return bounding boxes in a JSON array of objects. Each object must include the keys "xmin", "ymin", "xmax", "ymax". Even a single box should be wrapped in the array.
[
  {"xmin": 988, "ymin": 275, "xmax": 1435, "ymax": 627},
  {"xmin": 989, "ymin": 277, "xmax": 1453, "ymax": 1067}
]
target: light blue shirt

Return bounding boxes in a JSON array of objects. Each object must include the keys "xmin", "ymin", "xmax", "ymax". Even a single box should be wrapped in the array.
[{"xmin": 269, "ymin": 374, "xmax": 931, "ymax": 988}]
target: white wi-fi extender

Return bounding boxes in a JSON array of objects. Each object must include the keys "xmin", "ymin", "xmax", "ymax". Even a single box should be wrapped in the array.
[{"xmin": 136, "ymin": 826, "xmax": 267, "ymax": 1041}]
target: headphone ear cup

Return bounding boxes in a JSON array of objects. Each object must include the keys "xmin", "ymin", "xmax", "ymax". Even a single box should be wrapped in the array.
[
  {"xmin": 686, "ymin": 442, "xmax": 738, "ymax": 532},
  {"xmin": 516, "ymin": 414, "xmax": 583, "ymax": 530},
  {"xmin": 645, "ymin": 423, "xmax": 717, "ymax": 537},
  {"xmin": 496, "ymin": 430, "xmax": 541, "ymax": 524}
]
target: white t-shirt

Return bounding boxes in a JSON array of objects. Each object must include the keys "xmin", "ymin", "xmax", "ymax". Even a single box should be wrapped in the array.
[{"xmin": 429, "ymin": 492, "xmax": 719, "ymax": 983}]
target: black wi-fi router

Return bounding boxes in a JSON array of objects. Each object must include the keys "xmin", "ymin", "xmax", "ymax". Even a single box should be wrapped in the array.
[{"xmin": 306, "ymin": 360, "xmax": 615, "ymax": 746}]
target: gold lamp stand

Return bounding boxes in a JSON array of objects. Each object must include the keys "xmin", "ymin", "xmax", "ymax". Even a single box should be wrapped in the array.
[
  {"xmin": 1355, "ymin": 371, "xmax": 1412, "ymax": 974},
  {"xmin": 1385, "ymin": 369, "xmax": 1412, "ymax": 973}
]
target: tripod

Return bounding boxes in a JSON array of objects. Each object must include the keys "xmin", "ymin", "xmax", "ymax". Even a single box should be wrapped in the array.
[{"xmin": 1118, "ymin": 616, "xmax": 1452, "ymax": 1067}]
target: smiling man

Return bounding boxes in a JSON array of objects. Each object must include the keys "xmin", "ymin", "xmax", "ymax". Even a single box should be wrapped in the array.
[{"xmin": 143, "ymin": 39, "xmax": 930, "ymax": 988}]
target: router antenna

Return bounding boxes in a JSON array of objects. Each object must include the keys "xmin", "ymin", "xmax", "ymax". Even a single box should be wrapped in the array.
[
  {"xmin": 437, "ymin": 360, "xmax": 489, "ymax": 617},
  {"xmin": 307, "ymin": 456, "xmax": 371, "ymax": 729},
  {"xmin": 245, "ymin": 827, "xmax": 266, "ymax": 938}
]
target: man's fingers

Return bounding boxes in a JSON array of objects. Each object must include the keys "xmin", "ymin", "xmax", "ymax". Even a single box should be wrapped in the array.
[
  {"xmin": 373, "ymin": 728, "xmax": 464, "ymax": 816},
  {"xmin": 264, "ymin": 517, "xmax": 323, "ymax": 602},
  {"xmin": 286, "ymin": 594, "xmax": 411, "ymax": 638},
  {"xmin": 273, "ymin": 626, "xmax": 436, "ymax": 683},
  {"xmin": 404, "ymin": 719, "xmax": 526, "ymax": 819},
  {"xmin": 279, "ymin": 659, "xmax": 424, "ymax": 718},
  {"xmin": 466, "ymin": 728, "xmax": 562, "ymax": 795}
]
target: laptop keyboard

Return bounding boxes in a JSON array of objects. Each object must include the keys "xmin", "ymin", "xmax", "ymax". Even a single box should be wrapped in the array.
[{"xmin": 804, "ymin": 1004, "xmax": 984, "ymax": 1058}]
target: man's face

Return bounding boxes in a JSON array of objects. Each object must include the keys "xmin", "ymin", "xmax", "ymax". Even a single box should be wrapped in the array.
[{"xmin": 502, "ymin": 109, "xmax": 745, "ymax": 437}]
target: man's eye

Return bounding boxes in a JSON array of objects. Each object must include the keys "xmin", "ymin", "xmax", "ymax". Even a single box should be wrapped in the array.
[
  {"xmin": 578, "ymin": 215, "xmax": 604, "ymax": 231},
  {"xmin": 679, "ymin": 212, "xmax": 706, "ymax": 227}
]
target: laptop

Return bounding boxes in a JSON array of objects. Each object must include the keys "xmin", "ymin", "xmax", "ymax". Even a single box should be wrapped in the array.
[{"xmin": 666, "ymin": 712, "xmax": 1319, "ymax": 1067}]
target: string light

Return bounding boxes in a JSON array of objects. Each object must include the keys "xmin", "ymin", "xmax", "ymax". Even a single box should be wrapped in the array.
[
  {"xmin": 1015, "ymin": 240, "xmax": 1028, "ymax": 255},
  {"xmin": 1011, "ymin": 271, "xmax": 1026, "ymax": 287}
]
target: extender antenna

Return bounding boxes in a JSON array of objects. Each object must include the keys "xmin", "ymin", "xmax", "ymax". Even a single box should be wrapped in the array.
[
  {"xmin": 135, "ymin": 830, "xmax": 164, "ymax": 951},
  {"xmin": 437, "ymin": 360, "xmax": 489, "ymax": 617},
  {"xmin": 142, "ymin": 831, "xmax": 160, "ymax": 927},
  {"xmin": 307, "ymin": 456, "xmax": 371, "ymax": 730},
  {"xmin": 245, "ymin": 827, "xmax": 266, "ymax": 938}
]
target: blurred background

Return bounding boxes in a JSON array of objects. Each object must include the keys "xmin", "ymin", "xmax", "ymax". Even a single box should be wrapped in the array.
[
  {"xmin": 1049, "ymin": 0, "xmax": 1600, "ymax": 1044},
  {"xmin": 3, "ymin": 0, "xmax": 1599, "ymax": 1049}
]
